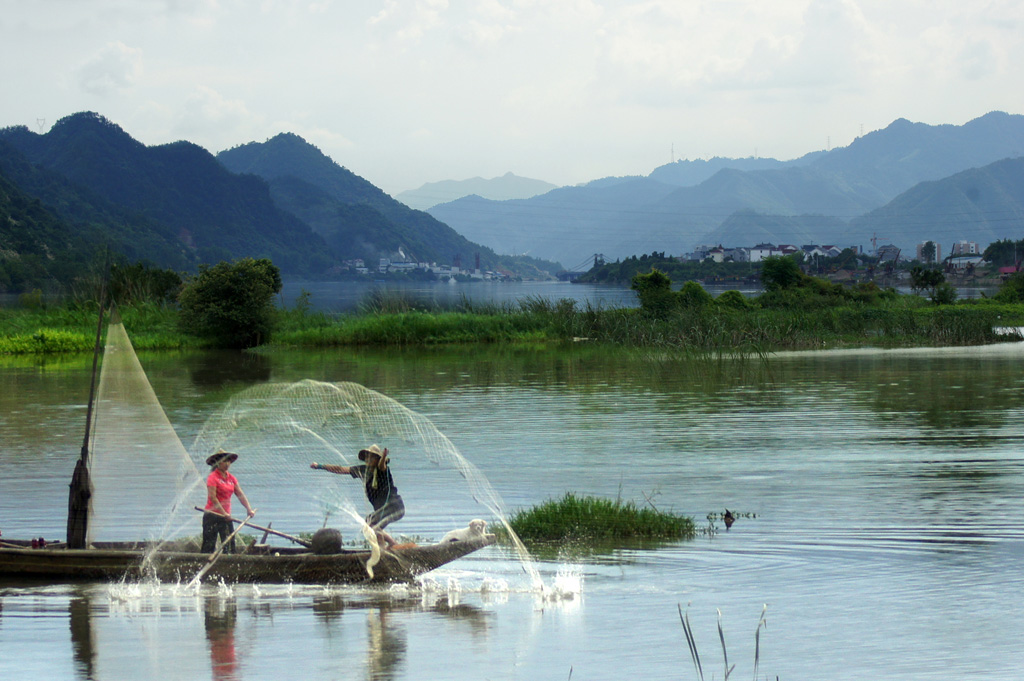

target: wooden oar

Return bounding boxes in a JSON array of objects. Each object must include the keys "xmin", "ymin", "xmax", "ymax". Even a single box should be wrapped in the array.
[
  {"xmin": 188, "ymin": 515, "xmax": 253, "ymax": 587},
  {"xmin": 193, "ymin": 507, "xmax": 312, "ymax": 548}
]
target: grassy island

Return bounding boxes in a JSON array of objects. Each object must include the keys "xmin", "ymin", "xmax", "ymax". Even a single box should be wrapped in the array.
[{"xmin": 501, "ymin": 493, "xmax": 696, "ymax": 544}]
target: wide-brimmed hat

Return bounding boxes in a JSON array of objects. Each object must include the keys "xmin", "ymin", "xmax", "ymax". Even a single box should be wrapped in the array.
[
  {"xmin": 206, "ymin": 450, "xmax": 239, "ymax": 467},
  {"xmin": 358, "ymin": 444, "xmax": 385, "ymax": 461}
]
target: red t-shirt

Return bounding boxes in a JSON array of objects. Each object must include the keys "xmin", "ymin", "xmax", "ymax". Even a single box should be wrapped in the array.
[{"xmin": 205, "ymin": 470, "xmax": 239, "ymax": 515}]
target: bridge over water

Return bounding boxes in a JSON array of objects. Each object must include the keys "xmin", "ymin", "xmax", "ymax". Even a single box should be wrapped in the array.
[{"xmin": 556, "ymin": 253, "xmax": 604, "ymax": 281}]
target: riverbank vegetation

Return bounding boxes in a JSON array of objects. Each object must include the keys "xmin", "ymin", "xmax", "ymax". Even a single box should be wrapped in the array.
[{"xmin": 3, "ymin": 257, "xmax": 1024, "ymax": 355}]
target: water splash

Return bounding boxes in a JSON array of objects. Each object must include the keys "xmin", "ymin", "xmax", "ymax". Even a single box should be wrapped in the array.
[{"xmin": 168, "ymin": 380, "xmax": 544, "ymax": 587}]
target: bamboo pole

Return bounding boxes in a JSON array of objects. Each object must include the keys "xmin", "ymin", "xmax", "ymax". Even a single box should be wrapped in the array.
[
  {"xmin": 193, "ymin": 507, "xmax": 311, "ymax": 548},
  {"xmin": 188, "ymin": 515, "xmax": 253, "ymax": 587}
]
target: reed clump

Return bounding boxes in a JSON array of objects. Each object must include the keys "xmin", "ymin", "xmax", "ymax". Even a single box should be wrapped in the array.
[{"xmin": 503, "ymin": 492, "xmax": 696, "ymax": 543}]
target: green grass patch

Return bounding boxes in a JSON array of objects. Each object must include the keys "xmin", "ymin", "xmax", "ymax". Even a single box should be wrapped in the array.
[
  {"xmin": 0, "ymin": 302, "xmax": 202, "ymax": 354},
  {"xmin": 503, "ymin": 492, "xmax": 696, "ymax": 544}
]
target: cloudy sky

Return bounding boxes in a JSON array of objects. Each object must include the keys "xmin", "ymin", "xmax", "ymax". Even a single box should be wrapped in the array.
[{"xmin": 2, "ymin": 0, "xmax": 1022, "ymax": 195}]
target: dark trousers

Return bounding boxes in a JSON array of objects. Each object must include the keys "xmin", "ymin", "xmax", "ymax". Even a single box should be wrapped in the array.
[
  {"xmin": 367, "ymin": 495, "xmax": 405, "ymax": 531},
  {"xmin": 202, "ymin": 512, "xmax": 235, "ymax": 553}
]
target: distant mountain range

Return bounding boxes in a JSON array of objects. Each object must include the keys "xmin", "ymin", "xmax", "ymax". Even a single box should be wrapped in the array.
[
  {"xmin": 0, "ymin": 113, "xmax": 558, "ymax": 292},
  {"xmin": 4, "ymin": 110, "xmax": 1024, "ymax": 294},
  {"xmin": 428, "ymin": 112, "xmax": 1024, "ymax": 265},
  {"xmin": 395, "ymin": 173, "xmax": 558, "ymax": 210}
]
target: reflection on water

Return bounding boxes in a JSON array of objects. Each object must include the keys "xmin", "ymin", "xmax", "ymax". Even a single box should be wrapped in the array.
[
  {"xmin": 205, "ymin": 597, "xmax": 239, "ymax": 681},
  {"xmin": 0, "ymin": 584, "xmax": 499, "ymax": 681},
  {"xmin": 69, "ymin": 593, "xmax": 96, "ymax": 680},
  {"xmin": 365, "ymin": 609, "xmax": 405, "ymax": 681},
  {"xmin": 187, "ymin": 352, "xmax": 272, "ymax": 390},
  {"xmin": 3, "ymin": 342, "xmax": 1024, "ymax": 680}
]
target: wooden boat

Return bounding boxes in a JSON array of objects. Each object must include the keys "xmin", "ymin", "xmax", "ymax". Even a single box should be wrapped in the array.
[
  {"xmin": 0, "ymin": 304, "xmax": 496, "ymax": 585},
  {"xmin": 0, "ymin": 535, "xmax": 496, "ymax": 584}
]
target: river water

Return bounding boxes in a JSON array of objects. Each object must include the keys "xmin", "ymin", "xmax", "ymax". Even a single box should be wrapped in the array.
[
  {"xmin": 2, "ymin": 340, "xmax": 1024, "ymax": 680},
  {"xmin": 277, "ymin": 279, "xmax": 769, "ymax": 311}
]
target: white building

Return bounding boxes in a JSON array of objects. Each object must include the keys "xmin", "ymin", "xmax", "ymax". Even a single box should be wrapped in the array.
[
  {"xmin": 951, "ymin": 240, "xmax": 980, "ymax": 256},
  {"xmin": 724, "ymin": 247, "xmax": 749, "ymax": 262},
  {"xmin": 748, "ymin": 244, "xmax": 778, "ymax": 263}
]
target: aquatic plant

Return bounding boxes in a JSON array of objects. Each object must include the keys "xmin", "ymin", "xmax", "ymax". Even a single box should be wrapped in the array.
[
  {"xmin": 502, "ymin": 492, "xmax": 695, "ymax": 543},
  {"xmin": 680, "ymin": 604, "xmax": 768, "ymax": 681}
]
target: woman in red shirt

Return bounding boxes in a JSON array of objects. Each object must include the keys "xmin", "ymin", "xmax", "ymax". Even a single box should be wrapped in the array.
[{"xmin": 202, "ymin": 451, "xmax": 255, "ymax": 553}]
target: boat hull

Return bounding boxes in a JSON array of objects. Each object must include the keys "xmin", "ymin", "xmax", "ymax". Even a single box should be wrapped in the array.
[{"xmin": 0, "ymin": 536, "xmax": 495, "ymax": 584}]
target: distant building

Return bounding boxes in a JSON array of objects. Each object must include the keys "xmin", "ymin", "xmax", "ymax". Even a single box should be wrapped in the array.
[
  {"xmin": 948, "ymin": 255, "xmax": 983, "ymax": 271},
  {"xmin": 686, "ymin": 244, "xmax": 716, "ymax": 261},
  {"xmin": 877, "ymin": 244, "xmax": 901, "ymax": 262},
  {"xmin": 802, "ymin": 245, "xmax": 833, "ymax": 259},
  {"xmin": 724, "ymin": 247, "xmax": 749, "ymax": 262},
  {"xmin": 748, "ymin": 244, "xmax": 778, "ymax": 262},
  {"xmin": 999, "ymin": 265, "xmax": 1019, "ymax": 278},
  {"xmin": 951, "ymin": 240, "xmax": 980, "ymax": 256}
]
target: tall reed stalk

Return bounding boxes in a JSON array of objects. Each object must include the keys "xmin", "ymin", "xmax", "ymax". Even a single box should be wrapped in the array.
[{"xmin": 679, "ymin": 604, "xmax": 768, "ymax": 681}]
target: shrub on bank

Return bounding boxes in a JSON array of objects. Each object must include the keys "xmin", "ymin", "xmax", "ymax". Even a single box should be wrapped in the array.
[{"xmin": 178, "ymin": 258, "xmax": 282, "ymax": 349}]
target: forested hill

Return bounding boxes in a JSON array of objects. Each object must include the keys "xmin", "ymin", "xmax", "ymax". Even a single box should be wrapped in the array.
[
  {"xmin": 0, "ymin": 137, "xmax": 196, "ymax": 292},
  {"xmin": 0, "ymin": 113, "xmax": 333, "ymax": 276},
  {"xmin": 217, "ymin": 133, "xmax": 559, "ymax": 275},
  {"xmin": 849, "ymin": 156, "xmax": 1024, "ymax": 250},
  {"xmin": 0, "ymin": 163, "xmax": 86, "ymax": 292}
]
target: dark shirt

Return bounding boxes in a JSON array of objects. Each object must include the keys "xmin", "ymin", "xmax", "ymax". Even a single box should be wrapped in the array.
[{"xmin": 348, "ymin": 464, "xmax": 399, "ymax": 510}]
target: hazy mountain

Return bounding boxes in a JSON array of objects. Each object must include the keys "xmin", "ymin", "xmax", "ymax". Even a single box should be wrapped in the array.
[
  {"xmin": 429, "ymin": 112, "xmax": 1024, "ymax": 264},
  {"xmin": 395, "ymin": 172, "xmax": 559, "ymax": 210},
  {"xmin": 0, "ymin": 113, "xmax": 333, "ymax": 275},
  {"xmin": 217, "ymin": 134, "xmax": 560, "ymax": 276},
  {"xmin": 699, "ymin": 210, "xmax": 850, "ymax": 250},
  {"xmin": 847, "ymin": 156, "xmax": 1024, "ymax": 256},
  {"xmin": 428, "ymin": 177, "xmax": 686, "ymax": 269},
  {"xmin": 647, "ymin": 153, "xmax": 821, "ymax": 187}
]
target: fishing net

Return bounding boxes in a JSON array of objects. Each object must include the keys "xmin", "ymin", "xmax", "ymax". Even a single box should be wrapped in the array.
[
  {"xmin": 182, "ymin": 380, "xmax": 529, "ymax": 559},
  {"xmin": 87, "ymin": 318, "xmax": 536, "ymax": 582},
  {"xmin": 86, "ymin": 312, "xmax": 201, "ymax": 544}
]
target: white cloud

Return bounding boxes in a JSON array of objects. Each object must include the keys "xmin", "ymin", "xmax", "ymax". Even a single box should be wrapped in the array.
[
  {"xmin": 172, "ymin": 86, "xmax": 259, "ymax": 143},
  {"xmin": 77, "ymin": 41, "xmax": 143, "ymax": 96},
  {"xmin": 957, "ymin": 40, "xmax": 996, "ymax": 81},
  {"xmin": 4, "ymin": 0, "xmax": 1024, "ymax": 191},
  {"xmin": 368, "ymin": 0, "xmax": 449, "ymax": 42}
]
